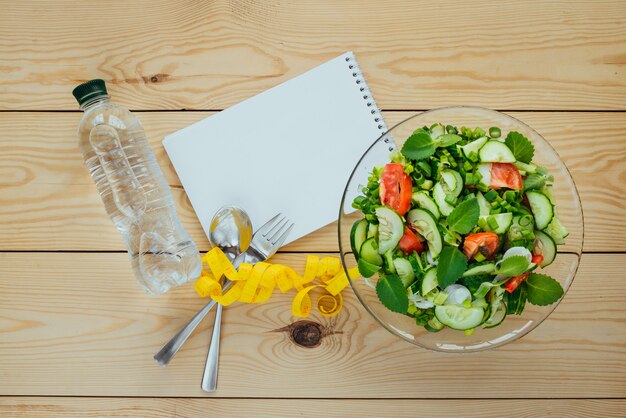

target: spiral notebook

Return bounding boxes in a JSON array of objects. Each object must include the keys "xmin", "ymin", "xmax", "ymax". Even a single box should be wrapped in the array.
[{"xmin": 163, "ymin": 52, "xmax": 393, "ymax": 245}]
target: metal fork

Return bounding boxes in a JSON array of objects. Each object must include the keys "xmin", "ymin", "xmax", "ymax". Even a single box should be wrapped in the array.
[
  {"xmin": 201, "ymin": 214, "xmax": 293, "ymax": 392},
  {"xmin": 153, "ymin": 213, "xmax": 293, "ymax": 367}
]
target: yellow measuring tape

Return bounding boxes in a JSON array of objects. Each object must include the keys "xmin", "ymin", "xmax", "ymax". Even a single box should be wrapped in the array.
[{"xmin": 194, "ymin": 249, "xmax": 360, "ymax": 317}]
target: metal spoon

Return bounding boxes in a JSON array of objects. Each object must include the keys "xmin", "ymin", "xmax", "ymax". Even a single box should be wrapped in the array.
[{"xmin": 202, "ymin": 206, "xmax": 252, "ymax": 392}]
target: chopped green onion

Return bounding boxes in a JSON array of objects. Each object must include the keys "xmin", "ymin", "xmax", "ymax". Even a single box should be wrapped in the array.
[
  {"xmin": 503, "ymin": 191, "xmax": 517, "ymax": 203},
  {"xmin": 487, "ymin": 216, "xmax": 500, "ymax": 230},
  {"xmin": 484, "ymin": 189, "xmax": 498, "ymax": 201},
  {"xmin": 489, "ymin": 127, "xmax": 501, "ymax": 138},
  {"xmin": 463, "ymin": 160, "xmax": 473, "ymax": 172},
  {"xmin": 444, "ymin": 194, "xmax": 458, "ymax": 205},
  {"xmin": 417, "ymin": 161, "xmax": 431, "ymax": 176},
  {"xmin": 510, "ymin": 239, "xmax": 527, "ymax": 248},
  {"xmin": 519, "ymin": 215, "xmax": 533, "ymax": 227},
  {"xmin": 421, "ymin": 179, "xmax": 433, "ymax": 190},
  {"xmin": 446, "ymin": 125, "xmax": 458, "ymax": 134}
]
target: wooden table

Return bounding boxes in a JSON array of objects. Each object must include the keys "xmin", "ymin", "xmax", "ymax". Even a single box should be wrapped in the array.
[{"xmin": 1, "ymin": 1, "xmax": 625, "ymax": 416}]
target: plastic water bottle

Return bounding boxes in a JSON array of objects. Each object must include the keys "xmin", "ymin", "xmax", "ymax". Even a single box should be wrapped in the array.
[{"xmin": 73, "ymin": 79, "xmax": 201, "ymax": 294}]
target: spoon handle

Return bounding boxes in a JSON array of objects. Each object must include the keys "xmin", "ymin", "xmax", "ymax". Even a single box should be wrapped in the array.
[
  {"xmin": 201, "ymin": 302, "xmax": 223, "ymax": 392},
  {"xmin": 153, "ymin": 279, "xmax": 233, "ymax": 366}
]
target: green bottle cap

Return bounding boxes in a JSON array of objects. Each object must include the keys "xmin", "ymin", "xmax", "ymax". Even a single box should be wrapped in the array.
[{"xmin": 72, "ymin": 79, "xmax": 108, "ymax": 107}]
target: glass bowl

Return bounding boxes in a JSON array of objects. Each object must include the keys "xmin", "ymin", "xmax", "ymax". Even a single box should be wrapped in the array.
[{"xmin": 338, "ymin": 106, "xmax": 583, "ymax": 352}]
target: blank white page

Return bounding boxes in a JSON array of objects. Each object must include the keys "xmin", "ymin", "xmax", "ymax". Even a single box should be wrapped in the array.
[{"xmin": 163, "ymin": 52, "xmax": 390, "ymax": 245}]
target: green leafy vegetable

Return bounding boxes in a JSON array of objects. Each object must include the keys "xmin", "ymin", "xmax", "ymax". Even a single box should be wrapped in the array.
[
  {"xmin": 523, "ymin": 173, "xmax": 546, "ymax": 191},
  {"xmin": 446, "ymin": 197, "xmax": 479, "ymax": 234},
  {"xmin": 436, "ymin": 134, "xmax": 462, "ymax": 147},
  {"xmin": 436, "ymin": 246, "xmax": 467, "ymax": 288},
  {"xmin": 459, "ymin": 274, "xmax": 492, "ymax": 295},
  {"xmin": 525, "ymin": 273, "xmax": 564, "ymax": 306},
  {"xmin": 376, "ymin": 274, "xmax": 409, "ymax": 313},
  {"xmin": 401, "ymin": 132, "xmax": 435, "ymax": 161},
  {"xmin": 506, "ymin": 283, "xmax": 527, "ymax": 315},
  {"xmin": 495, "ymin": 255, "xmax": 530, "ymax": 277},
  {"xmin": 505, "ymin": 131, "xmax": 535, "ymax": 163},
  {"xmin": 473, "ymin": 279, "xmax": 506, "ymax": 299}
]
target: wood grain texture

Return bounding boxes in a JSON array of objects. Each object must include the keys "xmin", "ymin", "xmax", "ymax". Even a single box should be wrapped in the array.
[
  {"xmin": 1, "ymin": 398, "xmax": 625, "ymax": 418},
  {"xmin": 0, "ymin": 111, "xmax": 623, "ymax": 252},
  {"xmin": 1, "ymin": 1, "xmax": 625, "ymax": 111},
  {"xmin": 1, "ymin": 252, "xmax": 624, "ymax": 398}
]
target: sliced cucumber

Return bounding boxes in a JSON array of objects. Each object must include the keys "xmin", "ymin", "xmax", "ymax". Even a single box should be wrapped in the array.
[
  {"xmin": 350, "ymin": 219, "xmax": 368, "ymax": 258},
  {"xmin": 407, "ymin": 208, "xmax": 443, "ymax": 258},
  {"xmin": 383, "ymin": 249, "xmax": 396, "ymax": 273},
  {"xmin": 476, "ymin": 191, "xmax": 490, "ymax": 217},
  {"xmin": 478, "ymin": 212, "xmax": 513, "ymax": 234},
  {"xmin": 433, "ymin": 183, "xmax": 454, "ymax": 216},
  {"xmin": 367, "ymin": 223, "xmax": 378, "ymax": 240},
  {"xmin": 479, "ymin": 140, "xmax": 516, "ymax": 163},
  {"xmin": 375, "ymin": 206, "xmax": 405, "ymax": 254},
  {"xmin": 462, "ymin": 263, "xmax": 496, "ymax": 276},
  {"xmin": 460, "ymin": 136, "xmax": 488, "ymax": 162},
  {"xmin": 483, "ymin": 304, "xmax": 507, "ymax": 329},
  {"xmin": 412, "ymin": 191, "xmax": 440, "ymax": 219},
  {"xmin": 435, "ymin": 305, "xmax": 485, "ymax": 330},
  {"xmin": 540, "ymin": 185, "xmax": 556, "ymax": 205},
  {"xmin": 543, "ymin": 216, "xmax": 569, "ymax": 245},
  {"xmin": 526, "ymin": 191, "xmax": 554, "ymax": 230},
  {"xmin": 430, "ymin": 123, "xmax": 445, "ymax": 139},
  {"xmin": 359, "ymin": 237, "xmax": 383, "ymax": 266},
  {"xmin": 440, "ymin": 169, "xmax": 463, "ymax": 196},
  {"xmin": 533, "ymin": 230, "xmax": 556, "ymax": 267},
  {"xmin": 477, "ymin": 163, "xmax": 492, "ymax": 188},
  {"xmin": 393, "ymin": 258, "xmax": 415, "ymax": 287},
  {"xmin": 421, "ymin": 267, "xmax": 438, "ymax": 295},
  {"xmin": 357, "ymin": 258, "xmax": 381, "ymax": 278}
]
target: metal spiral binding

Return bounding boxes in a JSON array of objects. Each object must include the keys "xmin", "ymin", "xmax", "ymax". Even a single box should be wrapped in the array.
[{"xmin": 345, "ymin": 54, "xmax": 395, "ymax": 152}]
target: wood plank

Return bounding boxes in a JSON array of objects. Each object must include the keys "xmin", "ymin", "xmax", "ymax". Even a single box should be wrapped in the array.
[
  {"xmin": 0, "ymin": 111, "xmax": 623, "ymax": 252},
  {"xmin": 1, "ymin": 1, "xmax": 625, "ymax": 111},
  {"xmin": 0, "ymin": 252, "xmax": 624, "ymax": 398},
  {"xmin": 1, "ymin": 398, "xmax": 624, "ymax": 418}
]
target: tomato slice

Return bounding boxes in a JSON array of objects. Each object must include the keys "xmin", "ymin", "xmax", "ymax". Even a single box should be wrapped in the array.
[
  {"xmin": 398, "ymin": 228, "xmax": 424, "ymax": 255},
  {"xmin": 379, "ymin": 163, "xmax": 412, "ymax": 216},
  {"xmin": 490, "ymin": 163, "xmax": 523, "ymax": 190},
  {"xmin": 463, "ymin": 232, "xmax": 499, "ymax": 260},
  {"xmin": 505, "ymin": 272, "xmax": 530, "ymax": 293}
]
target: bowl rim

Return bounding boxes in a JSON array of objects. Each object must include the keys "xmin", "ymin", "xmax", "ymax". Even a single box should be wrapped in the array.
[{"xmin": 337, "ymin": 105, "xmax": 584, "ymax": 352}]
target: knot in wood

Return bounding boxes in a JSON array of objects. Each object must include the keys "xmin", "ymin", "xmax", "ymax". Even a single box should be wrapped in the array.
[{"xmin": 291, "ymin": 321, "xmax": 322, "ymax": 348}]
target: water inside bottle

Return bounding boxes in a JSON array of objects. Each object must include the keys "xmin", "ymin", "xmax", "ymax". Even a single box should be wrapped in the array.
[{"xmin": 78, "ymin": 99, "xmax": 201, "ymax": 294}]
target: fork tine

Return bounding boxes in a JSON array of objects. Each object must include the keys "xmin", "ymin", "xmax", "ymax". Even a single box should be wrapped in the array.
[
  {"xmin": 271, "ymin": 222, "xmax": 294, "ymax": 246},
  {"xmin": 268, "ymin": 218, "xmax": 289, "ymax": 242},
  {"xmin": 255, "ymin": 213, "xmax": 282, "ymax": 236},
  {"xmin": 264, "ymin": 216, "xmax": 286, "ymax": 238}
]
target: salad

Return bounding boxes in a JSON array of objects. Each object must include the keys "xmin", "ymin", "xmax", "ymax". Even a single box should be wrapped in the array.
[{"xmin": 351, "ymin": 124, "xmax": 569, "ymax": 334}]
